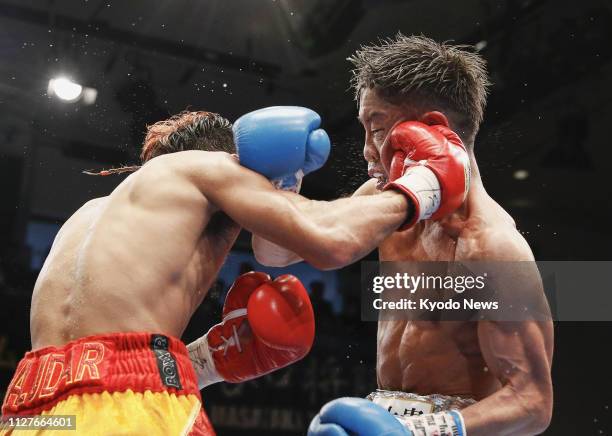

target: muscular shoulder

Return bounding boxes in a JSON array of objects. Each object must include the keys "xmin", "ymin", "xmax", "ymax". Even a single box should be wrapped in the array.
[
  {"xmin": 138, "ymin": 151, "xmax": 240, "ymax": 192},
  {"xmin": 66, "ymin": 197, "xmax": 107, "ymax": 225},
  {"xmin": 460, "ymin": 203, "xmax": 534, "ymax": 262},
  {"xmin": 473, "ymin": 225, "xmax": 534, "ymax": 261},
  {"xmin": 143, "ymin": 150, "xmax": 235, "ymax": 177}
]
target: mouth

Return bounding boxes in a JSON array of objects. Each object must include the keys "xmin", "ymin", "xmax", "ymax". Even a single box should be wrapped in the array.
[
  {"xmin": 374, "ymin": 176, "xmax": 388, "ymax": 190},
  {"xmin": 368, "ymin": 167, "xmax": 388, "ymax": 190}
]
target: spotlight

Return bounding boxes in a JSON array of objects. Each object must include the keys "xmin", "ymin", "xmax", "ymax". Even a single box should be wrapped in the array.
[
  {"xmin": 48, "ymin": 77, "xmax": 97, "ymax": 104},
  {"xmin": 513, "ymin": 169, "xmax": 529, "ymax": 180},
  {"xmin": 48, "ymin": 77, "xmax": 82, "ymax": 101}
]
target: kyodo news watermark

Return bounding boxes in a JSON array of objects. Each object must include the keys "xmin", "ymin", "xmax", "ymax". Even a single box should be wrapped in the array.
[{"xmin": 361, "ymin": 261, "xmax": 612, "ymax": 321}]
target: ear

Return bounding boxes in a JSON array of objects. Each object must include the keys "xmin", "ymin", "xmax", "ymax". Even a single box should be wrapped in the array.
[{"xmin": 419, "ymin": 111, "xmax": 449, "ymax": 127}]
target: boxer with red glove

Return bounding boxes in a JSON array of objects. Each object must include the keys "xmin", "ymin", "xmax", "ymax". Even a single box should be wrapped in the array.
[
  {"xmin": 382, "ymin": 120, "xmax": 471, "ymax": 229},
  {"xmin": 187, "ymin": 271, "xmax": 315, "ymax": 387}
]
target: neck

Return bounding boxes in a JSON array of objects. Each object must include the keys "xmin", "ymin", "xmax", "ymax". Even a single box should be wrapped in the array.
[
  {"xmin": 467, "ymin": 153, "xmax": 485, "ymax": 195},
  {"xmin": 436, "ymin": 153, "xmax": 487, "ymax": 235}
]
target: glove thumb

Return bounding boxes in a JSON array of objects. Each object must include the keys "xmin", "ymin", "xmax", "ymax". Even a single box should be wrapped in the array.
[{"xmin": 303, "ymin": 129, "xmax": 330, "ymax": 175}]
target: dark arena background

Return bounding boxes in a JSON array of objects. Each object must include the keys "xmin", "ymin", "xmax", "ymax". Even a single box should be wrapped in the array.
[{"xmin": 0, "ymin": 1, "xmax": 611, "ymax": 435}]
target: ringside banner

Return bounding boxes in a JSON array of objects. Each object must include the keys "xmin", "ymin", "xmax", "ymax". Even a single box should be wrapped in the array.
[{"xmin": 361, "ymin": 261, "xmax": 612, "ymax": 321}]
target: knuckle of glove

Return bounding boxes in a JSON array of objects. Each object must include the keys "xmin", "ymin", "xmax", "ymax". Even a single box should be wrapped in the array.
[
  {"xmin": 246, "ymin": 275, "xmax": 314, "ymax": 352},
  {"xmin": 390, "ymin": 121, "xmax": 435, "ymax": 145},
  {"xmin": 389, "ymin": 121, "xmax": 446, "ymax": 164},
  {"xmin": 234, "ymin": 106, "xmax": 325, "ymax": 180},
  {"xmin": 317, "ymin": 398, "xmax": 409, "ymax": 436},
  {"xmin": 223, "ymin": 271, "xmax": 271, "ymax": 313},
  {"xmin": 389, "ymin": 121, "xmax": 469, "ymax": 221},
  {"xmin": 431, "ymin": 124, "xmax": 465, "ymax": 149}
]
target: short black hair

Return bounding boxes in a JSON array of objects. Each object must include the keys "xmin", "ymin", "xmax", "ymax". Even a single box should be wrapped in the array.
[{"xmin": 348, "ymin": 33, "xmax": 490, "ymax": 140}]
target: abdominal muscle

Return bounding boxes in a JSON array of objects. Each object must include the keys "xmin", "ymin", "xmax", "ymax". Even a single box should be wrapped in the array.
[
  {"xmin": 376, "ymin": 319, "xmax": 499, "ymax": 399},
  {"xmin": 376, "ymin": 226, "xmax": 500, "ymax": 399}
]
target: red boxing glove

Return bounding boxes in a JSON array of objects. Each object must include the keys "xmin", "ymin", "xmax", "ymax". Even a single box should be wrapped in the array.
[
  {"xmin": 188, "ymin": 271, "xmax": 315, "ymax": 387},
  {"xmin": 383, "ymin": 121, "xmax": 470, "ymax": 229}
]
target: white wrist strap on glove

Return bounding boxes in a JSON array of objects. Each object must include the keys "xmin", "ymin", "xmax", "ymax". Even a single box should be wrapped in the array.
[
  {"xmin": 396, "ymin": 163, "xmax": 441, "ymax": 222},
  {"xmin": 187, "ymin": 308, "xmax": 248, "ymax": 389},
  {"xmin": 272, "ymin": 169, "xmax": 304, "ymax": 193},
  {"xmin": 187, "ymin": 335, "xmax": 222, "ymax": 389},
  {"xmin": 397, "ymin": 410, "xmax": 466, "ymax": 436}
]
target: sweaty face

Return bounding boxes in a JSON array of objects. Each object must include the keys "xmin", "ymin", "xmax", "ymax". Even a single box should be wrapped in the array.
[{"xmin": 358, "ymin": 88, "xmax": 413, "ymax": 190}]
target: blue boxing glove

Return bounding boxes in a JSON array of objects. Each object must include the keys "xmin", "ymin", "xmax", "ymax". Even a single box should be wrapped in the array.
[
  {"xmin": 308, "ymin": 397, "xmax": 467, "ymax": 436},
  {"xmin": 308, "ymin": 398, "xmax": 411, "ymax": 436},
  {"xmin": 233, "ymin": 106, "xmax": 331, "ymax": 191}
]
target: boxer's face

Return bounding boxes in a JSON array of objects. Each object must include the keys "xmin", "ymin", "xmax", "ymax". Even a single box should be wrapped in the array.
[{"xmin": 358, "ymin": 88, "xmax": 412, "ymax": 190}]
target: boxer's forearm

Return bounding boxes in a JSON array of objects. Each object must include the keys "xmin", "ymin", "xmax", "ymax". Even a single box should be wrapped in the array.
[
  {"xmin": 460, "ymin": 382, "xmax": 553, "ymax": 436},
  {"xmin": 244, "ymin": 190, "xmax": 409, "ymax": 270},
  {"xmin": 292, "ymin": 191, "xmax": 410, "ymax": 268}
]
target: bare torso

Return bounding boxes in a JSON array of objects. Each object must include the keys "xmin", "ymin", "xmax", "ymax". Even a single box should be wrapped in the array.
[
  {"xmin": 376, "ymin": 183, "xmax": 526, "ymax": 400},
  {"xmin": 30, "ymin": 156, "xmax": 241, "ymax": 349}
]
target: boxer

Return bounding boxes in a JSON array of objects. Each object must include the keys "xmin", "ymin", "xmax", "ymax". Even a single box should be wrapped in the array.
[
  {"xmin": 254, "ymin": 36, "xmax": 554, "ymax": 435},
  {"xmin": 1, "ymin": 105, "xmax": 467, "ymax": 435}
]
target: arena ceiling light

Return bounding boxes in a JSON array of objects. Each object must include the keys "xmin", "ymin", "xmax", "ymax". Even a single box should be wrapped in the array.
[
  {"xmin": 48, "ymin": 77, "xmax": 97, "ymax": 104},
  {"xmin": 513, "ymin": 169, "xmax": 529, "ymax": 180}
]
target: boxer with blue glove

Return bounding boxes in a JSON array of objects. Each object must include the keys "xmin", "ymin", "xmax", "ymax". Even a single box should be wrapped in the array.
[
  {"xmin": 144, "ymin": 106, "xmax": 418, "ymax": 272},
  {"xmin": 69, "ymin": 108, "xmax": 430, "ymax": 433}
]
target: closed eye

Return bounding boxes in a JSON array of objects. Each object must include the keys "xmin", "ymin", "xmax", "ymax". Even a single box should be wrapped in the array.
[{"xmin": 371, "ymin": 129, "xmax": 385, "ymax": 140}]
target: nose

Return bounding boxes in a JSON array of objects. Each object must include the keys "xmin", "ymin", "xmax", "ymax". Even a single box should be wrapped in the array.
[{"xmin": 363, "ymin": 140, "xmax": 379, "ymax": 163}]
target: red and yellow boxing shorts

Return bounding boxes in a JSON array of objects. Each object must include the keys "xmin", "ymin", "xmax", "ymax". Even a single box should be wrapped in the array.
[{"xmin": 1, "ymin": 332, "xmax": 214, "ymax": 435}]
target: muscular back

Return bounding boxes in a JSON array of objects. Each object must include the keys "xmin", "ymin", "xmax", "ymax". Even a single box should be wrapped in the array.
[{"xmin": 30, "ymin": 153, "xmax": 240, "ymax": 349}]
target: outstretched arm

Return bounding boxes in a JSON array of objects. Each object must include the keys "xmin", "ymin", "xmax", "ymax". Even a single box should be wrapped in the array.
[
  {"xmin": 188, "ymin": 152, "xmax": 410, "ymax": 270},
  {"xmin": 250, "ymin": 178, "xmax": 379, "ymax": 267}
]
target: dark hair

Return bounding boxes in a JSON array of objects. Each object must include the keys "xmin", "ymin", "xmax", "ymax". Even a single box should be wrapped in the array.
[
  {"xmin": 348, "ymin": 33, "xmax": 490, "ymax": 141},
  {"xmin": 84, "ymin": 111, "xmax": 234, "ymax": 176},
  {"xmin": 141, "ymin": 110, "xmax": 234, "ymax": 162}
]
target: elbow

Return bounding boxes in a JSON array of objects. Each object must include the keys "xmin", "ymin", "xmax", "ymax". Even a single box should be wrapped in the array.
[
  {"xmin": 251, "ymin": 235, "xmax": 298, "ymax": 267},
  {"xmin": 513, "ymin": 385, "xmax": 553, "ymax": 435},
  {"xmin": 530, "ymin": 377, "xmax": 554, "ymax": 434},
  {"xmin": 307, "ymin": 251, "xmax": 353, "ymax": 271},
  {"xmin": 528, "ymin": 395, "xmax": 553, "ymax": 435},
  {"xmin": 253, "ymin": 248, "xmax": 294, "ymax": 268}
]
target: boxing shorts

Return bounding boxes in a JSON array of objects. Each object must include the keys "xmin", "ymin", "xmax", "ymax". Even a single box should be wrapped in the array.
[
  {"xmin": 1, "ymin": 332, "xmax": 214, "ymax": 435},
  {"xmin": 367, "ymin": 389, "xmax": 475, "ymax": 425}
]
